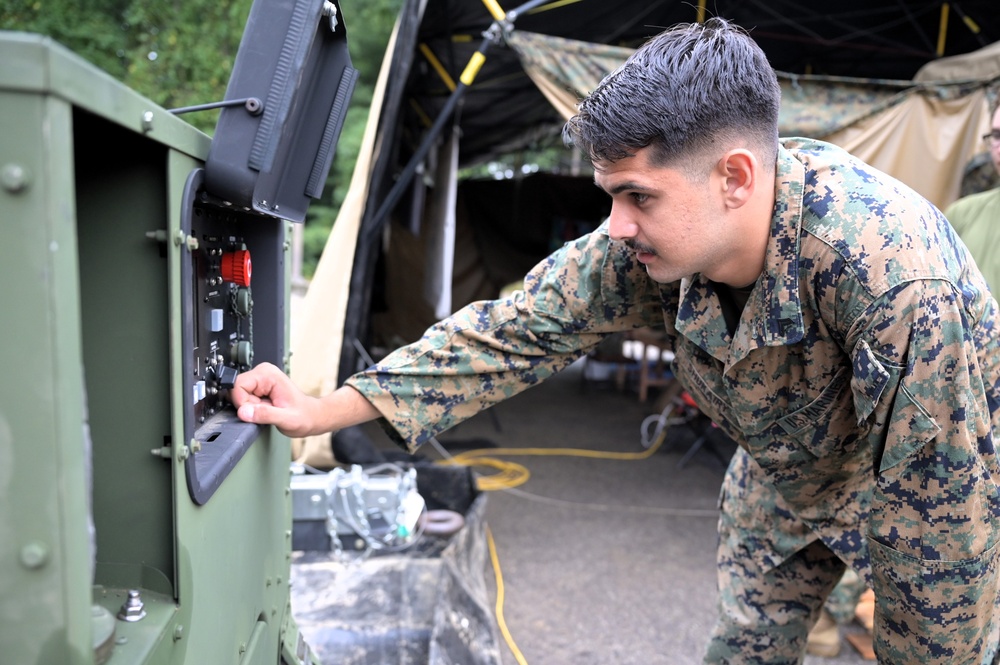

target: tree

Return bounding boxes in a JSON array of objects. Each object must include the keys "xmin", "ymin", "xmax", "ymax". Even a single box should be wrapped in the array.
[
  {"xmin": 1, "ymin": 0, "xmax": 251, "ymax": 133},
  {"xmin": 2, "ymin": 0, "xmax": 404, "ymax": 276}
]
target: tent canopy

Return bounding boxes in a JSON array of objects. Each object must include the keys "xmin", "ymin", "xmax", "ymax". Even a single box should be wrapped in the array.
[
  {"xmin": 294, "ymin": 0, "xmax": 1000, "ymax": 422},
  {"xmin": 399, "ymin": 0, "xmax": 1000, "ymax": 168}
]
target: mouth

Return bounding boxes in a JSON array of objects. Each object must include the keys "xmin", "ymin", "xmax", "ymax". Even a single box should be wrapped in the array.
[
  {"xmin": 635, "ymin": 249, "xmax": 656, "ymax": 264},
  {"xmin": 626, "ymin": 239, "xmax": 657, "ymax": 264}
]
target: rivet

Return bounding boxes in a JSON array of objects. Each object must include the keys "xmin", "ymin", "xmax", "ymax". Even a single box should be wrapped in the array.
[
  {"xmin": 19, "ymin": 542, "xmax": 48, "ymax": 569},
  {"xmin": 2, "ymin": 163, "xmax": 29, "ymax": 193}
]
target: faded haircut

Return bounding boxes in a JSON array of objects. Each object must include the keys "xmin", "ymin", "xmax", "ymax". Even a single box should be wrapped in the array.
[{"xmin": 563, "ymin": 17, "xmax": 781, "ymax": 173}]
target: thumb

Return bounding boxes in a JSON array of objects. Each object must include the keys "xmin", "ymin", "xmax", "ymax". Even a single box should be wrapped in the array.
[
  {"xmin": 238, "ymin": 402, "xmax": 282, "ymax": 426},
  {"xmin": 237, "ymin": 401, "xmax": 301, "ymax": 437},
  {"xmin": 237, "ymin": 403, "xmax": 258, "ymax": 423}
]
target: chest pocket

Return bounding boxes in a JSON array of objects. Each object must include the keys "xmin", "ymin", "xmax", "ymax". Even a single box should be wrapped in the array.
[
  {"xmin": 774, "ymin": 367, "xmax": 850, "ymax": 440},
  {"xmin": 745, "ymin": 366, "xmax": 861, "ymax": 476}
]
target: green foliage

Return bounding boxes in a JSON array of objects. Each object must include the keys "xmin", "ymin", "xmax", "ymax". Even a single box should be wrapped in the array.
[
  {"xmin": 3, "ymin": 0, "xmax": 405, "ymax": 277},
  {"xmin": 1, "ymin": 0, "xmax": 251, "ymax": 133}
]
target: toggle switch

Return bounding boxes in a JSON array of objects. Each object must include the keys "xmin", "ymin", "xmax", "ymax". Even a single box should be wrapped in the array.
[{"xmin": 214, "ymin": 365, "xmax": 238, "ymax": 389}]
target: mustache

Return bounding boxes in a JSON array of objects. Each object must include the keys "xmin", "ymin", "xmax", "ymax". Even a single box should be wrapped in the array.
[{"xmin": 625, "ymin": 239, "xmax": 657, "ymax": 256}]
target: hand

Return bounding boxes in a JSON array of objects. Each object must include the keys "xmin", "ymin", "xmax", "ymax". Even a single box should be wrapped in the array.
[{"xmin": 230, "ymin": 362, "xmax": 319, "ymax": 438}]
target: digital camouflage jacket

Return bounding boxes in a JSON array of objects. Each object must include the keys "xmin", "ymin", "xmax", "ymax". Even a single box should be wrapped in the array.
[{"xmin": 348, "ymin": 138, "xmax": 1000, "ymax": 663}]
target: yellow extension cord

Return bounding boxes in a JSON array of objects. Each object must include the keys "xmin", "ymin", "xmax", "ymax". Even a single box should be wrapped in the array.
[
  {"xmin": 439, "ymin": 416, "xmax": 672, "ymax": 665},
  {"xmin": 437, "ymin": 424, "xmax": 667, "ymax": 491}
]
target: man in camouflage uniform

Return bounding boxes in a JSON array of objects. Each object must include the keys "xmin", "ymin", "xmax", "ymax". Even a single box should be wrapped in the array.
[{"xmin": 232, "ymin": 18, "xmax": 1000, "ymax": 664}]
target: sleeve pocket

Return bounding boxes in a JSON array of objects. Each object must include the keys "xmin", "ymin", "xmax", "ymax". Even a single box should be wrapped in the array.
[
  {"xmin": 850, "ymin": 338, "xmax": 941, "ymax": 474},
  {"xmin": 849, "ymin": 339, "xmax": 890, "ymax": 425},
  {"xmin": 876, "ymin": 383, "xmax": 941, "ymax": 473}
]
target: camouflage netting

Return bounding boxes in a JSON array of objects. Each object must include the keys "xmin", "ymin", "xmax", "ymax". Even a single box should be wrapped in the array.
[{"xmin": 507, "ymin": 30, "xmax": 1000, "ymax": 209}]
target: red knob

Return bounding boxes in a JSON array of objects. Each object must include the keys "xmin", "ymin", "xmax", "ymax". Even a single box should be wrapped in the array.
[{"xmin": 221, "ymin": 250, "xmax": 252, "ymax": 287}]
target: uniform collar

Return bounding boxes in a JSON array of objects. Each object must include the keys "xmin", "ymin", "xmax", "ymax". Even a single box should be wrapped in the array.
[{"xmin": 674, "ymin": 144, "xmax": 806, "ymax": 365}]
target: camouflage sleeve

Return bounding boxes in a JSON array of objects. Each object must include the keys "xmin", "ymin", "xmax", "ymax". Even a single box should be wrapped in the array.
[
  {"xmin": 345, "ymin": 224, "xmax": 666, "ymax": 451},
  {"xmin": 848, "ymin": 277, "xmax": 1000, "ymax": 663}
]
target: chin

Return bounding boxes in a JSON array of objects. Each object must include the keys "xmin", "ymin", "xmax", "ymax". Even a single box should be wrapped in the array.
[{"xmin": 643, "ymin": 265, "xmax": 678, "ymax": 284}]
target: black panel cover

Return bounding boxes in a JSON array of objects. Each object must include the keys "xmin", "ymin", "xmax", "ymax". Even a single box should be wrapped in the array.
[{"xmin": 204, "ymin": 0, "xmax": 358, "ymax": 223}]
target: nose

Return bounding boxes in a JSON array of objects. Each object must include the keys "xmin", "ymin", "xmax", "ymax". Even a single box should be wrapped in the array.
[{"xmin": 607, "ymin": 202, "xmax": 638, "ymax": 242}]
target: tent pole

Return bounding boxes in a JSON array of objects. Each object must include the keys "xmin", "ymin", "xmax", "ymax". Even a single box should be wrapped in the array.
[
  {"xmin": 937, "ymin": 3, "xmax": 950, "ymax": 56},
  {"xmin": 363, "ymin": 30, "xmax": 495, "ymax": 244},
  {"xmin": 363, "ymin": 0, "xmax": 563, "ymax": 245},
  {"xmin": 507, "ymin": 0, "xmax": 557, "ymax": 19}
]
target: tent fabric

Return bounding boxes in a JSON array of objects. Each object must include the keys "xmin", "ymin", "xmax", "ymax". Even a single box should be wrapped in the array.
[
  {"xmin": 396, "ymin": 1, "xmax": 1000, "ymax": 172},
  {"xmin": 507, "ymin": 30, "xmax": 1000, "ymax": 210},
  {"xmin": 914, "ymin": 40, "xmax": 1000, "ymax": 83},
  {"xmin": 287, "ymin": 19, "xmax": 403, "ymax": 465},
  {"xmin": 510, "ymin": 30, "xmax": 919, "ymax": 137},
  {"xmin": 825, "ymin": 85, "xmax": 996, "ymax": 209},
  {"xmin": 505, "ymin": 31, "xmax": 635, "ymax": 121}
]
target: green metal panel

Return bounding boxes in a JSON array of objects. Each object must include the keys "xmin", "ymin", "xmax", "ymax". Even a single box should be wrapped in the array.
[
  {"xmin": 0, "ymin": 69, "xmax": 94, "ymax": 665},
  {"xmin": 0, "ymin": 31, "xmax": 315, "ymax": 665}
]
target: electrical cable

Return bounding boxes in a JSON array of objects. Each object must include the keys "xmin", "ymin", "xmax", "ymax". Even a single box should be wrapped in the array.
[
  {"xmin": 354, "ymin": 341, "xmax": 709, "ymax": 663},
  {"xmin": 431, "ymin": 396, "xmax": 674, "ymax": 492},
  {"xmin": 487, "ymin": 525, "xmax": 529, "ymax": 665},
  {"xmin": 499, "ymin": 485, "xmax": 718, "ymax": 517},
  {"xmin": 429, "ymin": 397, "xmax": 716, "ymax": 665}
]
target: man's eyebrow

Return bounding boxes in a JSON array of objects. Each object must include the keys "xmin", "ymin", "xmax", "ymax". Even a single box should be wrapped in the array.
[{"xmin": 594, "ymin": 179, "xmax": 654, "ymax": 196}]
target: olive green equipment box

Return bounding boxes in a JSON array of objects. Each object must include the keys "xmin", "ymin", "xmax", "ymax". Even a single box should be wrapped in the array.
[{"xmin": 0, "ymin": 2, "xmax": 355, "ymax": 661}]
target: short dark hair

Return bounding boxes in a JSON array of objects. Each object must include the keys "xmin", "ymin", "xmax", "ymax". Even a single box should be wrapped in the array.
[{"xmin": 563, "ymin": 17, "xmax": 781, "ymax": 171}]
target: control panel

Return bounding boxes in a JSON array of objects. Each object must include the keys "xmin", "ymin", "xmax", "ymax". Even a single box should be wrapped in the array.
[
  {"xmin": 180, "ymin": 169, "xmax": 286, "ymax": 505},
  {"xmin": 191, "ymin": 233, "xmax": 254, "ymax": 422}
]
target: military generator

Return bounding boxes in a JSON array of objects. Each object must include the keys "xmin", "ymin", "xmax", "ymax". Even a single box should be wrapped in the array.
[{"xmin": 0, "ymin": 0, "xmax": 356, "ymax": 662}]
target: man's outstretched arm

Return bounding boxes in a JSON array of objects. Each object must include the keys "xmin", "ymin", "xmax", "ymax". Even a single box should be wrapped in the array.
[{"xmin": 230, "ymin": 362, "xmax": 379, "ymax": 438}]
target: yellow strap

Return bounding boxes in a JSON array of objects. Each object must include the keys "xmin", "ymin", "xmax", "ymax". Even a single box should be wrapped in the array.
[
  {"xmin": 936, "ymin": 3, "xmax": 950, "ymax": 57},
  {"xmin": 460, "ymin": 52, "xmax": 487, "ymax": 87},
  {"xmin": 525, "ymin": 0, "xmax": 583, "ymax": 15},
  {"xmin": 418, "ymin": 43, "xmax": 457, "ymax": 92},
  {"xmin": 481, "ymin": 0, "xmax": 506, "ymax": 21},
  {"xmin": 408, "ymin": 98, "xmax": 432, "ymax": 129},
  {"xmin": 697, "ymin": 0, "xmax": 707, "ymax": 23}
]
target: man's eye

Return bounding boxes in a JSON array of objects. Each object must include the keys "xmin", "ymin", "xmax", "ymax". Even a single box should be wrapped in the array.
[{"xmin": 630, "ymin": 192, "xmax": 648, "ymax": 204}]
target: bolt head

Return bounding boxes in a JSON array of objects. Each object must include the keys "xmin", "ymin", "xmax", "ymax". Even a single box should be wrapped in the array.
[
  {"xmin": 2, "ymin": 163, "xmax": 29, "ymax": 193},
  {"xmin": 19, "ymin": 542, "xmax": 48, "ymax": 569}
]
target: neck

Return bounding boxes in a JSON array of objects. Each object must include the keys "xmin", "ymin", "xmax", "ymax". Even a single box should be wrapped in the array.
[{"xmin": 721, "ymin": 187, "xmax": 774, "ymax": 287}]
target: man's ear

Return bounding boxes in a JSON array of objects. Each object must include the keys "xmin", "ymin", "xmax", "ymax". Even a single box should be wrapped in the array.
[{"xmin": 716, "ymin": 149, "xmax": 757, "ymax": 209}]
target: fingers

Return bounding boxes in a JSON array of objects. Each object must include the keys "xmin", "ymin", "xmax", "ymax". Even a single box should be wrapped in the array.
[
  {"xmin": 231, "ymin": 362, "xmax": 283, "ymax": 408},
  {"xmin": 237, "ymin": 400, "xmax": 307, "ymax": 438},
  {"xmin": 231, "ymin": 363, "xmax": 310, "ymax": 437}
]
